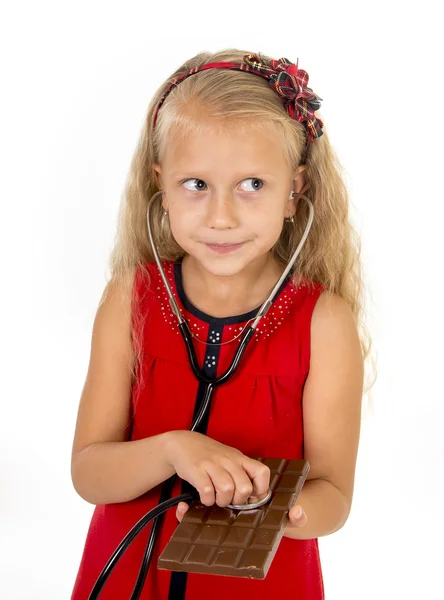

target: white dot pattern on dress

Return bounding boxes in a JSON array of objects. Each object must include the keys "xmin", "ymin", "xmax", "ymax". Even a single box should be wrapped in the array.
[
  {"xmin": 250, "ymin": 281, "xmax": 308, "ymax": 341},
  {"xmin": 205, "ymin": 354, "xmax": 217, "ymax": 367},
  {"xmin": 154, "ymin": 262, "xmax": 307, "ymax": 342}
]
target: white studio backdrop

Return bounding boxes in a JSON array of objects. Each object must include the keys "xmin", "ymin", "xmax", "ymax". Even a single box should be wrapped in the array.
[{"xmin": 1, "ymin": 1, "xmax": 443, "ymax": 598}]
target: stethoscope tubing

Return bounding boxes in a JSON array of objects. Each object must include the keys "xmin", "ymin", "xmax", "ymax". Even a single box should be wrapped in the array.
[{"xmin": 88, "ymin": 490, "xmax": 196, "ymax": 598}]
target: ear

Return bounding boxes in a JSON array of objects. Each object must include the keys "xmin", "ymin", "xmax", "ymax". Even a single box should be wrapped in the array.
[
  {"xmin": 152, "ymin": 163, "xmax": 162, "ymax": 188},
  {"xmin": 292, "ymin": 165, "xmax": 309, "ymax": 195},
  {"xmin": 152, "ymin": 164, "xmax": 168, "ymax": 211},
  {"xmin": 287, "ymin": 166, "xmax": 309, "ymax": 217}
]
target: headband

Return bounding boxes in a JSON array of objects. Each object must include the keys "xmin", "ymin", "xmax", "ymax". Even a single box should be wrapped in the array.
[{"xmin": 152, "ymin": 52, "xmax": 324, "ymax": 152}]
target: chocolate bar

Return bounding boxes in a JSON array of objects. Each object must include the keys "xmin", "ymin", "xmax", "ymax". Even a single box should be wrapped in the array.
[{"xmin": 158, "ymin": 457, "xmax": 309, "ymax": 579}]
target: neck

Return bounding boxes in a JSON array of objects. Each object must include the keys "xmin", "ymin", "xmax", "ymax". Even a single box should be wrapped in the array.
[{"xmin": 181, "ymin": 254, "xmax": 286, "ymax": 318}]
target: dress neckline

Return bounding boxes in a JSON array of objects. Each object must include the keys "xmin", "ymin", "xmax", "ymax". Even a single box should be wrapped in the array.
[{"xmin": 173, "ymin": 259, "xmax": 291, "ymax": 325}]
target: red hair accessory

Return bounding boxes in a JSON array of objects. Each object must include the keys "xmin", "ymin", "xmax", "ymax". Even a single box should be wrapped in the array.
[
  {"xmin": 153, "ymin": 52, "xmax": 324, "ymax": 147},
  {"xmin": 243, "ymin": 53, "xmax": 323, "ymax": 142}
]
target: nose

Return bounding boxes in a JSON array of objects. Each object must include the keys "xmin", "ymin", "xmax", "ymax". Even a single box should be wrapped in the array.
[{"xmin": 204, "ymin": 191, "xmax": 239, "ymax": 229}]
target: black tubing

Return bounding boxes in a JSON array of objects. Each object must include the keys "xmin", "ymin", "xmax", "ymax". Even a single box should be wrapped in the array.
[
  {"xmin": 88, "ymin": 491, "xmax": 195, "ymax": 600},
  {"xmin": 129, "ymin": 474, "xmax": 177, "ymax": 600}
]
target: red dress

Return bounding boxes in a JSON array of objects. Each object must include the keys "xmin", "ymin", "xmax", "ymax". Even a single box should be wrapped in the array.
[{"xmin": 71, "ymin": 259, "xmax": 326, "ymax": 599}]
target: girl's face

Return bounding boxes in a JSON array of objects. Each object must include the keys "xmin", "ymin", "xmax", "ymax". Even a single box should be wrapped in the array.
[{"xmin": 153, "ymin": 117, "xmax": 306, "ymax": 279}]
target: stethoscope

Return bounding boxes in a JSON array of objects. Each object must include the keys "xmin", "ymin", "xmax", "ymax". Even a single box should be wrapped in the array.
[{"xmin": 88, "ymin": 189, "xmax": 314, "ymax": 599}]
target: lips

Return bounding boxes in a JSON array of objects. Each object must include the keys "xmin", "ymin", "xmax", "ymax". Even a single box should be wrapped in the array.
[
  {"xmin": 204, "ymin": 242, "xmax": 245, "ymax": 254},
  {"xmin": 205, "ymin": 243, "xmax": 242, "ymax": 247}
]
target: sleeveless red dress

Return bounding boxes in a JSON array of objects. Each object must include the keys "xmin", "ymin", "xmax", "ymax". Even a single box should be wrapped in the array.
[{"xmin": 71, "ymin": 259, "xmax": 326, "ymax": 599}]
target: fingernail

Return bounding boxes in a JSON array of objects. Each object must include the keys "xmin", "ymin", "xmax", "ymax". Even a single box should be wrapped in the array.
[{"xmin": 293, "ymin": 506, "xmax": 303, "ymax": 518}]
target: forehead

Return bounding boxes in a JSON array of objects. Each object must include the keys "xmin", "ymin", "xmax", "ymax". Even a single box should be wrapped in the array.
[{"xmin": 162, "ymin": 117, "xmax": 289, "ymax": 173}]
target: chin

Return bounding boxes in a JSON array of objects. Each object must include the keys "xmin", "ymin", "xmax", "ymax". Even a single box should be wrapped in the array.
[
  {"xmin": 196, "ymin": 255, "xmax": 248, "ymax": 278},
  {"xmin": 190, "ymin": 245, "xmax": 271, "ymax": 279}
]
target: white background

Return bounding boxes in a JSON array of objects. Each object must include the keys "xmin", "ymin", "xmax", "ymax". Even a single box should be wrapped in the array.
[{"xmin": 1, "ymin": 1, "xmax": 443, "ymax": 598}]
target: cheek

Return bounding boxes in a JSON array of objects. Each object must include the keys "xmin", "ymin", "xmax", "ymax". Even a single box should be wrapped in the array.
[
  {"xmin": 249, "ymin": 207, "xmax": 285, "ymax": 236},
  {"xmin": 168, "ymin": 198, "xmax": 202, "ymax": 223},
  {"xmin": 168, "ymin": 208, "xmax": 200, "ymax": 244}
]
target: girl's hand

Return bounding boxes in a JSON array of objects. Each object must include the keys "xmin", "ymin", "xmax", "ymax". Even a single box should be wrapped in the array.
[
  {"xmin": 164, "ymin": 430, "xmax": 270, "ymax": 508},
  {"xmin": 176, "ymin": 501, "xmax": 308, "ymax": 526}
]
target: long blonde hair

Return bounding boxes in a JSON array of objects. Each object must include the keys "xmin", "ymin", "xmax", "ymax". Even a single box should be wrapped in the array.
[{"xmin": 105, "ymin": 48, "xmax": 377, "ymax": 399}]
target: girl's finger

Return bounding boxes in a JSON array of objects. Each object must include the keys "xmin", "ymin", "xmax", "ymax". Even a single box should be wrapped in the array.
[
  {"xmin": 288, "ymin": 504, "xmax": 307, "ymax": 528},
  {"xmin": 205, "ymin": 464, "xmax": 236, "ymax": 507},
  {"xmin": 241, "ymin": 458, "xmax": 271, "ymax": 500},
  {"xmin": 187, "ymin": 469, "xmax": 216, "ymax": 506},
  {"xmin": 223, "ymin": 463, "xmax": 254, "ymax": 506},
  {"xmin": 175, "ymin": 502, "xmax": 190, "ymax": 522}
]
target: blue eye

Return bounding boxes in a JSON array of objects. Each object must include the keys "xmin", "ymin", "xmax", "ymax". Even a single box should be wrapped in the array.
[
  {"xmin": 182, "ymin": 179, "xmax": 207, "ymax": 191},
  {"xmin": 240, "ymin": 178, "xmax": 264, "ymax": 192},
  {"xmin": 182, "ymin": 178, "xmax": 264, "ymax": 191}
]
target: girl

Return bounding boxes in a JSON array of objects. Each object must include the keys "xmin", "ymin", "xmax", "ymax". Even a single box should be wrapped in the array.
[{"xmin": 70, "ymin": 49, "xmax": 371, "ymax": 599}]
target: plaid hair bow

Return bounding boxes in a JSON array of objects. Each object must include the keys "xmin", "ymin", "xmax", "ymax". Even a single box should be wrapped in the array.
[{"xmin": 244, "ymin": 53, "xmax": 324, "ymax": 142}]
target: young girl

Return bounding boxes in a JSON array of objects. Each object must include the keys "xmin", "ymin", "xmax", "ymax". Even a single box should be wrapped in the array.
[{"xmin": 70, "ymin": 49, "xmax": 371, "ymax": 599}]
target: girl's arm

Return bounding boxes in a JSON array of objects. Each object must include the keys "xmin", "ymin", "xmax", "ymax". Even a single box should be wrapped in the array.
[
  {"xmin": 71, "ymin": 273, "xmax": 177, "ymax": 505},
  {"xmin": 72, "ymin": 437, "xmax": 176, "ymax": 506},
  {"xmin": 284, "ymin": 291, "xmax": 364, "ymax": 539}
]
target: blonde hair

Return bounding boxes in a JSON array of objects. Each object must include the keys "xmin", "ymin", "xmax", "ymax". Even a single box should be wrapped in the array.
[{"xmin": 105, "ymin": 48, "xmax": 377, "ymax": 401}]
